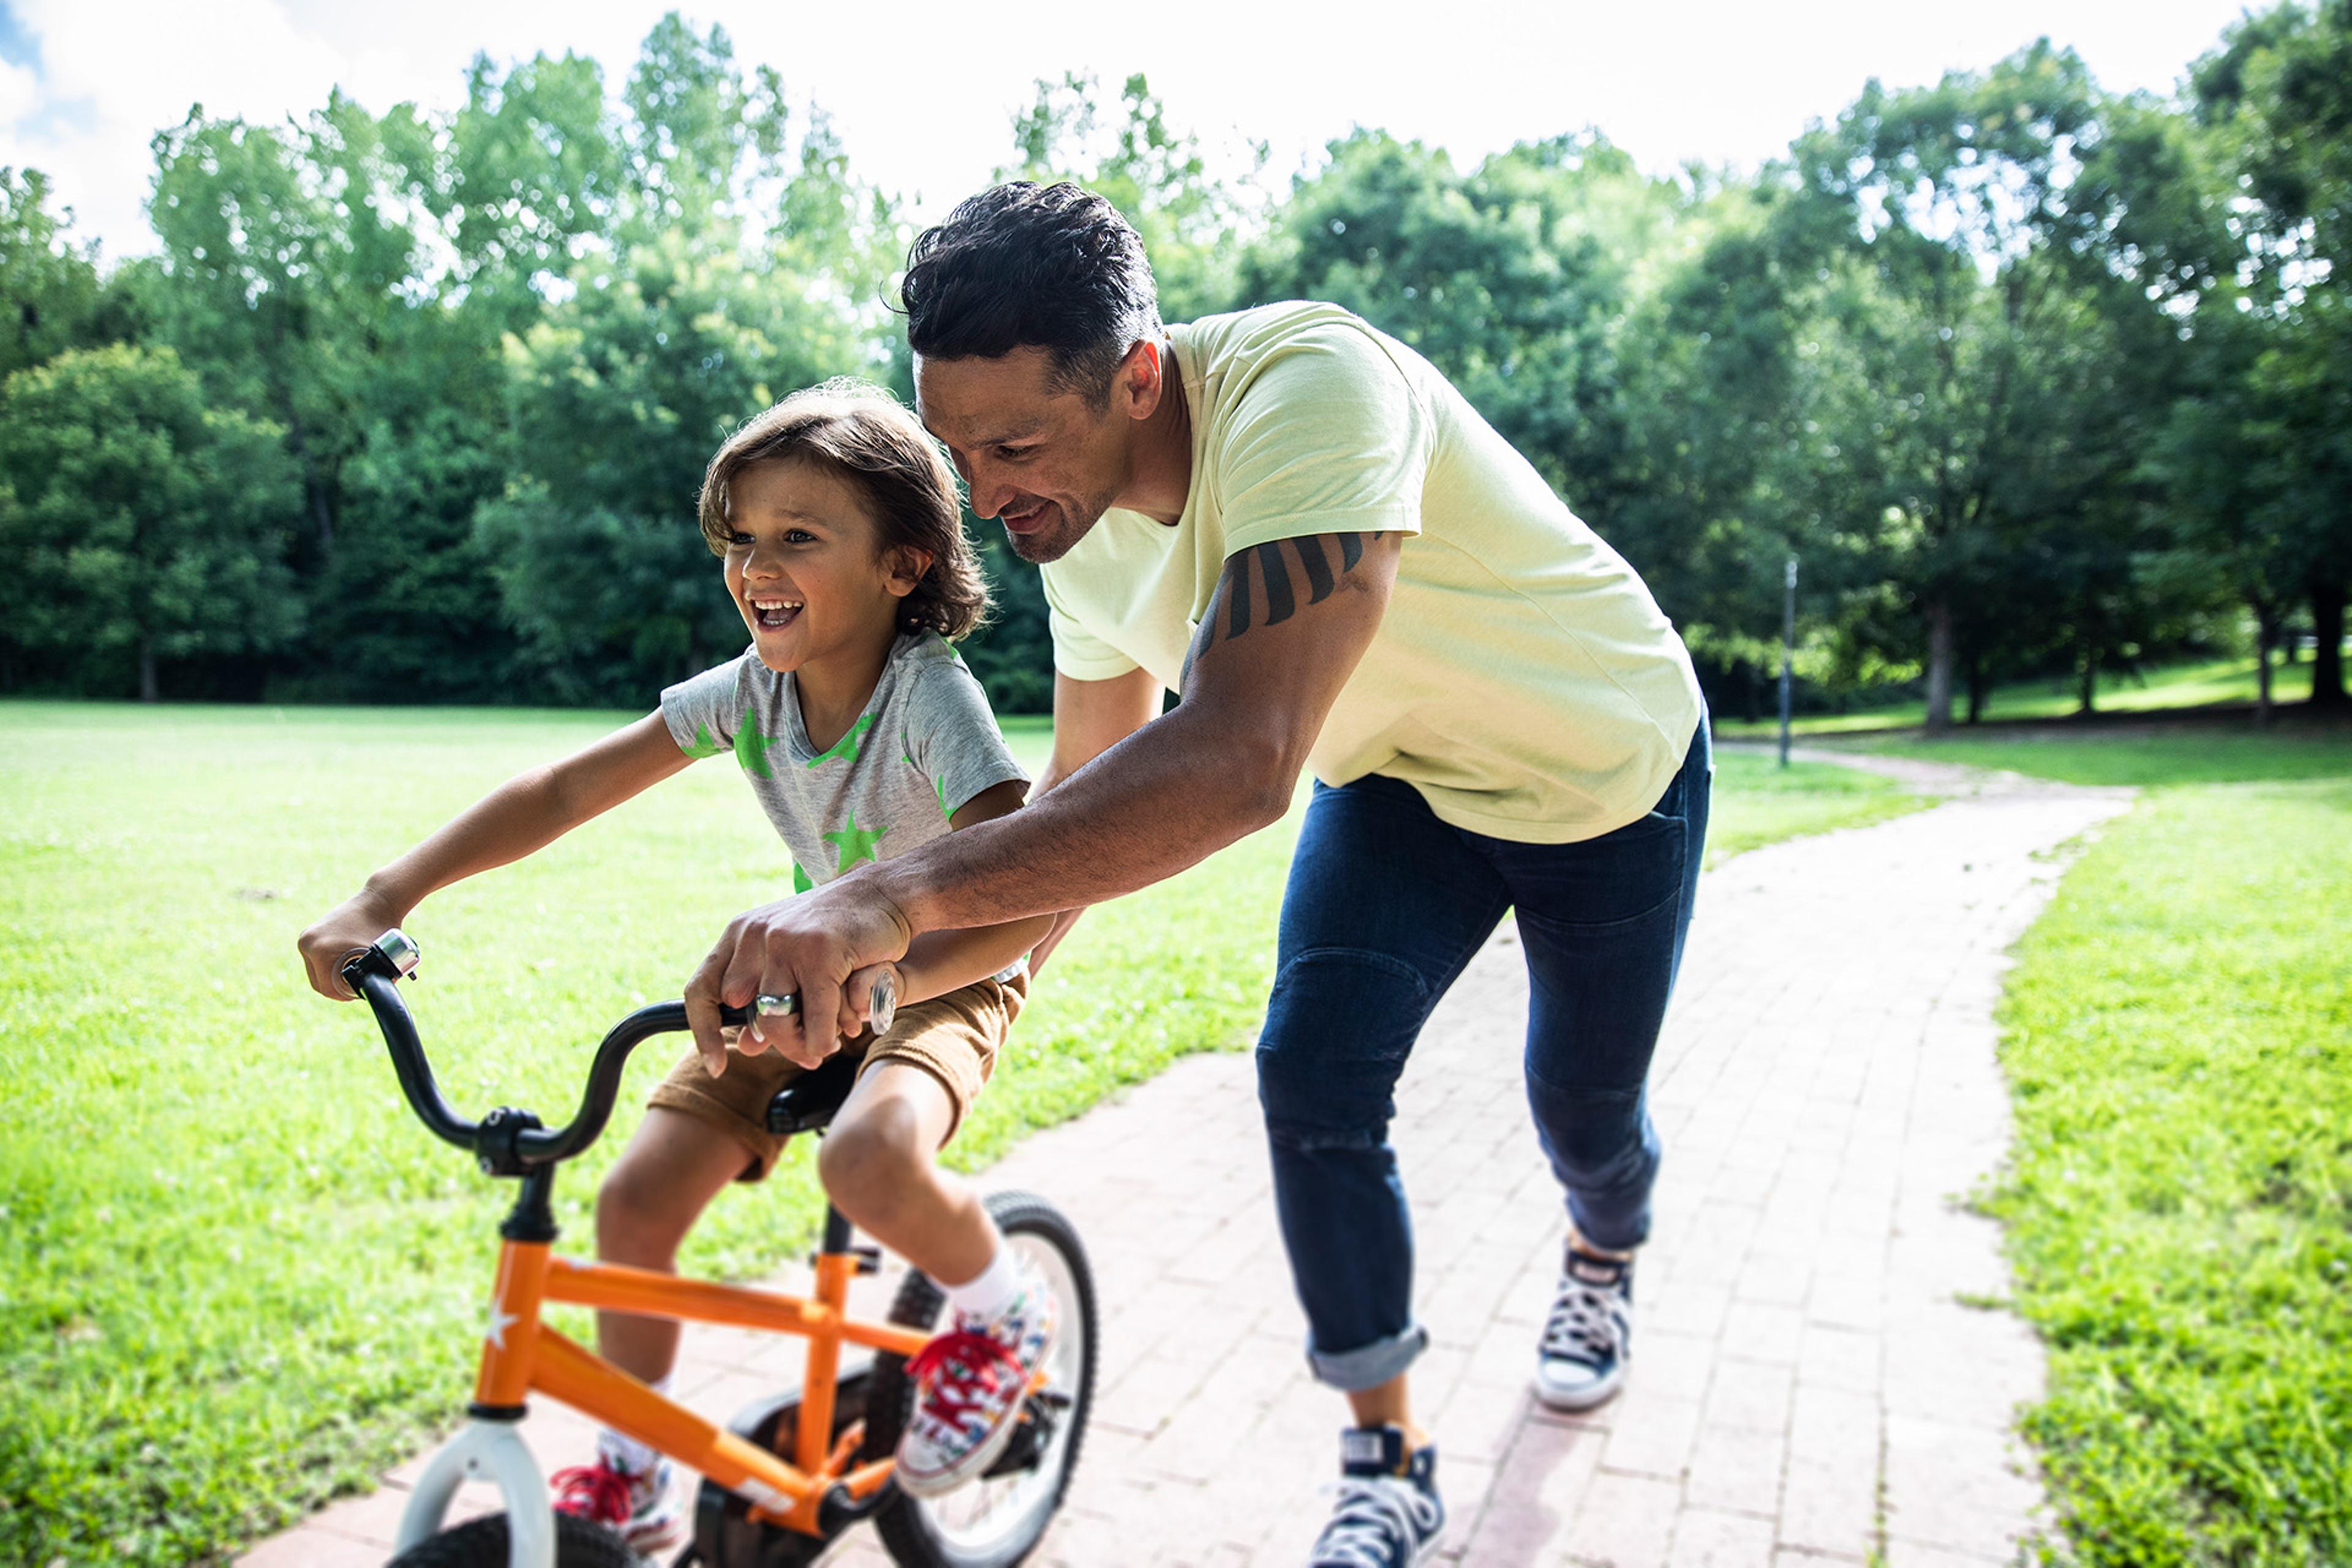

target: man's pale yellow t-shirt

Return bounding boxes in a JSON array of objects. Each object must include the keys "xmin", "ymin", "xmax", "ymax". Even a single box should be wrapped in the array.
[{"xmin": 1041, "ymin": 301, "xmax": 1704, "ymax": 844}]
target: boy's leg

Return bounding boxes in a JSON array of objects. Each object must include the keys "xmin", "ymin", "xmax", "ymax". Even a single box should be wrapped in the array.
[
  {"xmin": 593, "ymin": 1106, "xmax": 757, "ymax": 1380},
  {"xmin": 565, "ymin": 1101, "xmax": 761, "ymax": 1550},
  {"xmin": 819, "ymin": 982, "xmax": 1054, "ymax": 1497},
  {"xmin": 816, "ymin": 1060, "xmax": 989, "ymax": 1280}
]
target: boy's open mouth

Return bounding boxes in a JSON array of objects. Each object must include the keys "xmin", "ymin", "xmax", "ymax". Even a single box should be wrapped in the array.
[{"xmin": 750, "ymin": 596, "xmax": 802, "ymax": 630}]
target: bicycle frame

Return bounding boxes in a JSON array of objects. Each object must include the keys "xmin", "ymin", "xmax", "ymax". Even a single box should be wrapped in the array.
[
  {"xmin": 397, "ymin": 1208, "xmax": 941, "ymax": 1559},
  {"xmin": 342, "ymin": 935, "xmax": 1063, "ymax": 1566}
]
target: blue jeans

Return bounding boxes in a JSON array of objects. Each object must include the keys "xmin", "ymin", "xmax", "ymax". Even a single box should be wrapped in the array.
[{"xmin": 1256, "ymin": 724, "xmax": 1711, "ymax": 1391}]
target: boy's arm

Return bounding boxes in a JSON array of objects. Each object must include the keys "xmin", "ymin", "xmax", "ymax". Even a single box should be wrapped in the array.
[
  {"xmin": 297, "ymin": 712, "xmax": 692, "ymax": 999},
  {"xmin": 1025, "ymin": 668, "xmax": 1164, "ymax": 973},
  {"xmin": 819, "ymin": 779, "xmax": 1053, "ymax": 1045}
]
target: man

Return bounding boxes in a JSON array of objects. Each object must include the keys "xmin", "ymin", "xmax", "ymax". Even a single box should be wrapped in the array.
[{"xmin": 685, "ymin": 181, "xmax": 1709, "ymax": 1567}]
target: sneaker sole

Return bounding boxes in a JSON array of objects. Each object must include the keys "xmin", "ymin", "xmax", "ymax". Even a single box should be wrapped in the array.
[
  {"xmin": 1531, "ymin": 1366, "xmax": 1625, "ymax": 1411},
  {"xmin": 895, "ymin": 1318, "xmax": 1061, "ymax": 1499},
  {"xmin": 619, "ymin": 1509, "xmax": 685, "ymax": 1555}
]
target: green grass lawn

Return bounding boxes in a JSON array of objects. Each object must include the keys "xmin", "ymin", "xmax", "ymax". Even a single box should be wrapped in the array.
[
  {"xmin": 1833, "ymin": 719, "xmax": 2352, "ymax": 788},
  {"xmin": 1851, "ymin": 724, "xmax": 2352, "ymax": 1564},
  {"xmin": 0, "ymin": 702, "xmax": 1920, "ymax": 1566},
  {"xmin": 1703, "ymin": 745, "xmax": 1932, "ymax": 861},
  {"xmin": 1713, "ymin": 650, "xmax": 2344, "ymax": 741}
]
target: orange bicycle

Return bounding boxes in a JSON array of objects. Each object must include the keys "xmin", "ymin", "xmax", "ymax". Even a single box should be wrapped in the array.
[{"xmin": 340, "ymin": 931, "xmax": 1098, "ymax": 1568}]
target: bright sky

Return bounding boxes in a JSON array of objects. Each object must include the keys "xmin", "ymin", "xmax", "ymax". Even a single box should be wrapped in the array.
[{"xmin": 1, "ymin": 0, "xmax": 2261, "ymax": 264}]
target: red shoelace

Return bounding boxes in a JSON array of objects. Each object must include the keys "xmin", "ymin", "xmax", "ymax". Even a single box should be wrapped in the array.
[
  {"xmin": 549, "ymin": 1462, "xmax": 636, "ymax": 1525},
  {"xmin": 907, "ymin": 1330, "xmax": 1025, "ymax": 1434}
]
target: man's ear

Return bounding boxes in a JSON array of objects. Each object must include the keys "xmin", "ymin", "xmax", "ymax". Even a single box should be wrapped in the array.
[
  {"xmin": 885, "ymin": 545, "xmax": 935, "ymax": 598},
  {"xmin": 1117, "ymin": 337, "xmax": 1166, "ymax": 423}
]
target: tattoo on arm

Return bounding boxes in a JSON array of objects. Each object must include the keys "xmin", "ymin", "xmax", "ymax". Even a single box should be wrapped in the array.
[{"xmin": 1183, "ymin": 532, "xmax": 1382, "ymax": 686}]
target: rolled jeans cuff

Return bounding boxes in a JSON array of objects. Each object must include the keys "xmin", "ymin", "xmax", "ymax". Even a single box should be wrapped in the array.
[{"xmin": 1306, "ymin": 1320, "xmax": 1431, "ymax": 1392}]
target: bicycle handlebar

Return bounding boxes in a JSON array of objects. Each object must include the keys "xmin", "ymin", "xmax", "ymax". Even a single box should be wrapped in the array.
[{"xmin": 340, "ymin": 930, "xmax": 751, "ymax": 1174}]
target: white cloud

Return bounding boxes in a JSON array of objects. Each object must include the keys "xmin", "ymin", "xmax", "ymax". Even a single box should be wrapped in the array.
[{"xmin": 0, "ymin": 56, "xmax": 39, "ymax": 128}]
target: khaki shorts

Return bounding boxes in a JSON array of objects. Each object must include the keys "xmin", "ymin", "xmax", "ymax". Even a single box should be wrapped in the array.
[{"xmin": 646, "ymin": 969, "xmax": 1027, "ymax": 1181}]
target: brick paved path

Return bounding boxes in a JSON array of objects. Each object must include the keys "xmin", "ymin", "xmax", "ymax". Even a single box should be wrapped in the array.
[{"xmin": 245, "ymin": 757, "xmax": 2131, "ymax": 1568}]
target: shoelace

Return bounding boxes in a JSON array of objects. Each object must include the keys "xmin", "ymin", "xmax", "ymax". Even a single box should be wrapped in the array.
[
  {"xmin": 549, "ymin": 1463, "xmax": 636, "ymax": 1525},
  {"xmin": 1542, "ymin": 1274, "xmax": 1626, "ymax": 1363},
  {"xmin": 1312, "ymin": 1476, "xmax": 1437, "ymax": 1567},
  {"xmin": 907, "ymin": 1329, "xmax": 1024, "ymax": 1438}
]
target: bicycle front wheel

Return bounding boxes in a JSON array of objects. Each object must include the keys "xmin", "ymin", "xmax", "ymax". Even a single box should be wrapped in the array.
[
  {"xmin": 384, "ymin": 1510, "xmax": 636, "ymax": 1568},
  {"xmin": 864, "ymin": 1189, "xmax": 1098, "ymax": 1568}
]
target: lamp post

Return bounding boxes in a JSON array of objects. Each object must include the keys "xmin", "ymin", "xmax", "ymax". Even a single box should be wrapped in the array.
[{"xmin": 1778, "ymin": 556, "xmax": 1797, "ymax": 769}]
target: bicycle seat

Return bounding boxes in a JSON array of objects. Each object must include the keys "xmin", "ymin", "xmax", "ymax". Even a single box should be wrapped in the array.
[{"xmin": 764, "ymin": 1050, "xmax": 863, "ymax": 1136}]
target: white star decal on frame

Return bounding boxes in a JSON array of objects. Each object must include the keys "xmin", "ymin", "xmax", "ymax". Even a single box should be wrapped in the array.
[{"xmin": 484, "ymin": 1297, "xmax": 520, "ymax": 1351}]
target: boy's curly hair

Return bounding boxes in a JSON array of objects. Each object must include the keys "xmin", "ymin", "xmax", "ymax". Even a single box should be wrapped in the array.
[{"xmin": 698, "ymin": 380, "xmax": 991, "ymax": 640}]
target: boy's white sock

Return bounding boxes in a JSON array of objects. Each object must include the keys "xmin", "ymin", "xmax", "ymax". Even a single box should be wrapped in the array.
[
  {"xmin": 596, "ymin": 1374, "xmax": 673, "ymax": 1477},
  {"xmin": 941, "ymin": 1243, "xmax": 1023, "ymax": 1321}
]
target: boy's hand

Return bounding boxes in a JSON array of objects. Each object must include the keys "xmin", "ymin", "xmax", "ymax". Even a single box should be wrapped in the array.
[
  {"xmin": 685, "ymin": 873, "xmax": 913, "ymax": 1074},
  {"xmin": 837, "ymin": 961, "xmax": 903, "ymax": 1040},
  {"xmin": 298, "ymin": 892, "xmax": 404, "ymax": 1001}
]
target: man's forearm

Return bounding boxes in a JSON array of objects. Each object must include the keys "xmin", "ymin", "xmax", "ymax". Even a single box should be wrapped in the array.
[{"xmin": 866, "ymin": 706, "xmax": 1288, "ymax": 936}]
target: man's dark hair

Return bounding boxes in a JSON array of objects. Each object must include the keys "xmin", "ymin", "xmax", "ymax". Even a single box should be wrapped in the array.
[{"xmin": 899, "ymin": 181, "xmax": 1162, "ymax": 407}]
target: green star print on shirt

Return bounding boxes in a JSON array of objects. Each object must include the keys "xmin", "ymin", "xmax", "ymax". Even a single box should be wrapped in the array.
[
  {"xmin": 733, "ymin": 718, "xmax": 781, "ymax": 779},
  {"xmin": 805, "ymin": 714, "xmax": 875, "ymax": 769},
  {"xmin": 907, "ymin": 749, "xmax": 956, "ymax": 820},
  {"xmin": 822, "ymin": 813, "xmax": 888, "ymax": 871}
]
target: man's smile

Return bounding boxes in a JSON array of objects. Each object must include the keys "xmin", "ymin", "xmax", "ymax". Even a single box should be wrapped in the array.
[{"xmin": 1000, "ymin": 499, "xmax": 1052, "ymax": 535}]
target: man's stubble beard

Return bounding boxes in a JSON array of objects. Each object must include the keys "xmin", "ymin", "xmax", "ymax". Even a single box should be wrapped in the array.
[{"xmin": 1005, "ymin": 493, "xmax": 1113, "ymax": 566}]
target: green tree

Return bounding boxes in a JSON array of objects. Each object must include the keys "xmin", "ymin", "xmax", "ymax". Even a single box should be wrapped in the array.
[
  {"xmin": 1784, "ymin": 43, "xmax": 2193, "ymax": 728},
  {"xmin": 2187, "ymin": 0, "xmax": 2352, "ymax": 707},
  {"xmin": 475, "ymin": 19, "xmax": 895, "ymax": 703},
  {"xmin": 0, "ymin": 345, "xmax": 301, "ymax": 698},
  {"xmin": 0, "ymin": 169, "xmax": 137, "ymax": 379}
]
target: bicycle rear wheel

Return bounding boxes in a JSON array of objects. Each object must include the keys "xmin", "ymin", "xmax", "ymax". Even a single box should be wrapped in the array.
[{"xmin": 862, "ymin": 1190, "xmax": 1097, "ymax": 1568}]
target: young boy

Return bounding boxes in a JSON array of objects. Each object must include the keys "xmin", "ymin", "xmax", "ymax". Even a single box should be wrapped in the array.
[{"xmin": 299, "ymin": 382, "xmax": 1060, "ymax": 1550}]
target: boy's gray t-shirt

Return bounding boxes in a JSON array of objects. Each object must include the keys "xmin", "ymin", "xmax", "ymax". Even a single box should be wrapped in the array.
[{"xmin": 660, "ymin": 631, "xmax": 1027, "ymax": 894}]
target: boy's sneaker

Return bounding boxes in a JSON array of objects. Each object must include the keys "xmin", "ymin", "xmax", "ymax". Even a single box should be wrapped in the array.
[
  {"xmin": 1308, "ymin": 1425, "xmax": 1444, "ymax": 1567},
  {"xmin": 549, "ymin": 1452, "xmax": 681, "ymax": 1553},
  {"xmin": 1534, "ymin": 1241, "xmax": 1634, "ymax": 1410},
  {"xmin": 895, "ymin": 1261, "xmax": 1058, "ymax": 1497}
]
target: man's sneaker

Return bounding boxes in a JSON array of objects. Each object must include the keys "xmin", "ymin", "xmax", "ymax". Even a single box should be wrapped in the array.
[
  {"xmin": 1308, "ymin": 1425, "xmax": 1444, "ymax": 1567},
  {"xmin": 1534, "ymin": 1241, "xmax": 1634, "ymax": 1410},
  {"xmin": 894, "ymin": 1262, "xmax": 1058, "ymax": 1497},
  {"xmin": 549, "ymin": 1452, "xmax": 682, "ymax": 1553}
]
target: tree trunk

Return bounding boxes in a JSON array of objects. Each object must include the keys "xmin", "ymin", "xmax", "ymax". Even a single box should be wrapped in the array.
[
  {"xmin": 2311, "ymin": 578, "xmax": 2346, "ymax": 710},
  {"xmin": 1964, "ymin": 655, "xmax": 1987, "ymax": 725},
  {"xmin": 139, "ymin": 639, "xmax": 159, "ymax": 703},
  {"xmin": 2254, "ymin": 604, "xmax": 2277, "ymax": 724},
  {"xmin": 2077, "ymin": 633, "xmax": 2099, "ymax": 717},
  {"xmin": 1923, "ymin": 598, "xmax": 1956, "ymax": 734}
]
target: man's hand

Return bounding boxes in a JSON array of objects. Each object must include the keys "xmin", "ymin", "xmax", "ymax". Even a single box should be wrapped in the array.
[{"xmin": 684, "ymin": 874, "xmax": 914, "ymax": 1076}]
